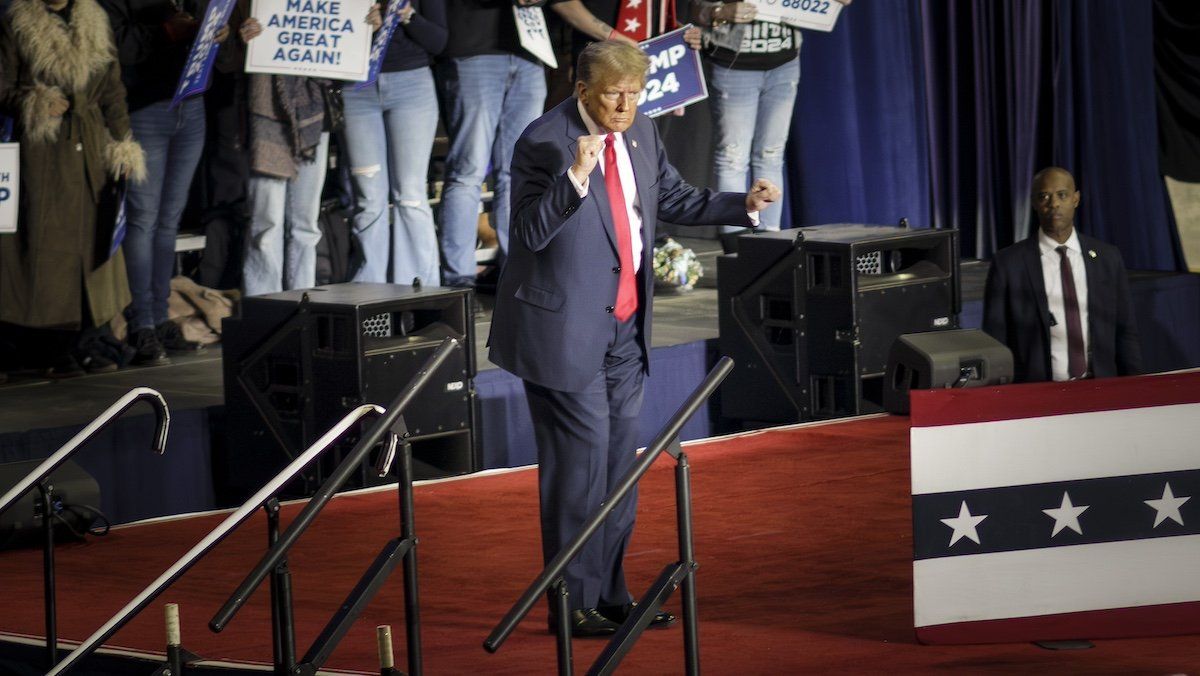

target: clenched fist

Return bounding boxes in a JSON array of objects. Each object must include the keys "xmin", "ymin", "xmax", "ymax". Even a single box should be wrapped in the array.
[
  {"xmin": 745, "ymin": 178, "xmax": 781, "ymax": 213},
  {"xmin": 571, "ymin": 134, "xmax": 605, "ymax": 184}
]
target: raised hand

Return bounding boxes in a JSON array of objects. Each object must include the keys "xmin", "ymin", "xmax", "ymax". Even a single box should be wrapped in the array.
[
  {"xmin": 745, "ymin": 178, "xmax": 781, "ymax": 213},
  {"xmin": 571, "ymin": 135, "xmax": 605, "ymax": 184}
]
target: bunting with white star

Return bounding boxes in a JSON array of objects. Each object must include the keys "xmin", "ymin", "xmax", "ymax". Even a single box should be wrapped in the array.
[
  {"xmin": 909, "ymin": 371, "xmax": 1200, "ymax": 645},
  {"xmin": 614, "ymin": 0, "xmax": 653, "ymax": 41}
]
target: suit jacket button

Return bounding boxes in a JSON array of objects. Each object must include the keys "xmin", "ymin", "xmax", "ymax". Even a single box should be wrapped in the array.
[
  {"xmin": 612, "ymin": 266, "xmax": 621, "ymax": 273},
  {"xmin": 605, "ymin": 306, "xmax": 614, "ymax": 313}
]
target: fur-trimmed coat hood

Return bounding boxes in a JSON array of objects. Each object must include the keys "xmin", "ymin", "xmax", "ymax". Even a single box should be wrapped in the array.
[{"xmin": 2, "ymin": 0, "xmax": 145, "ymax": 179}]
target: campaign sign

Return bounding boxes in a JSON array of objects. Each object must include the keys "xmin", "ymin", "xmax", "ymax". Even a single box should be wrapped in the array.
[
  {"xmin": 108, "ymin": 181, "xmax": 128, "ymax": 257},
  {"xmin": 751, "ymin": 0, "xmax": 842, "ymax": 31},
  {"xmin": 513, "ymin": 6, "xmax": 557, "ymax": 69},
  {"xmin": 172, "ymin": 0, "xmax": 239, "ymax": 106},
  {"xmin": 637, "ymin": 26, "xmax": 707, "ymax": 118},
  {"xmin": 354, "ymin": 0, "xmax": 409, "ymax": 90},
  {"xmin": 246, "ymin": 0, "xmax": 373, "ymax": 81},
  {"xmin": 0, "ymin": 142, "xmax": 17, "ymax": 234}
]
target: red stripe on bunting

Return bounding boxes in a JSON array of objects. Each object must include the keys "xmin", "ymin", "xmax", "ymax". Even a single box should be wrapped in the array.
[
  {"xmin": 916, "ymin": 600, "xmax": 1200, "ymax": 645},
  {"xmin": 908, "ymin": 371, "xmax": 1200, "ymax": 428}
]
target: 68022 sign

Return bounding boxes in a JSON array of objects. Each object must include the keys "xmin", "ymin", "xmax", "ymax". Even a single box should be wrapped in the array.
[
  {"xmin": 752, "ymin": 0, "xmax": 843, "ymax": 31},
  {"xmin": 636, "ymin": 26, "xmax": 707, "ymax": 118}
]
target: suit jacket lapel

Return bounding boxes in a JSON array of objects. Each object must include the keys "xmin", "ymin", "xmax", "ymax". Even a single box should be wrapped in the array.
[
  {"xmin": 1020, "ymin": 237, "xmax": 1053, "ymax": 334},
  {"xmin": 625, "ymin": 118, "xmax": 657, "ymax": 267},
  {"xmin": 1079, "ymin": 234, "xmax": 1101, "ymax": 346}
]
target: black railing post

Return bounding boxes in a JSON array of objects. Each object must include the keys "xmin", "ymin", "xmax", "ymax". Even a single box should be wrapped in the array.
[
  {"xmin": 39, "ymin": 482, "xmax": 57, "ymax": 670},
  {"xmin": 676, "ymin": 452, "xmax": 700, "ymax": 675},
  {"xmin": 397, "ymin": 438, "xmax": 423, "ymax": 676}
]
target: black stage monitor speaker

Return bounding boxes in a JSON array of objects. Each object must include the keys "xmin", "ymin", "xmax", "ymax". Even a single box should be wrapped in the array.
[
  {"xmin": 220, "ymin": 283, "xmax": 478, "ymax": 503},
  {"xmin": 718, "ymin": 224, "xmax": 960, "ymax": 423},
  {"xmin": 883, "ymin": 329, "xmax": 1014, "ymax": 414},
  {"xmin": 0, "ymin": 460, "xmax": 101, "ymax": 549}
]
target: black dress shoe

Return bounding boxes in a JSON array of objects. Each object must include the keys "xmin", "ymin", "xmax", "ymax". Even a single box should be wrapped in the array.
[
  {"xmin": 548, "ymin": 608, "xmax": 620, "ymax": 638},
  {"xmin": 598, "ymin": 602, "xmax": 676, "ymax": 629}
]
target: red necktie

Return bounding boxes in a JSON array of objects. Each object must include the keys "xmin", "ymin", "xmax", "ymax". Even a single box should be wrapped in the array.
[
  {"xmin": 1056, "ymin": 246, "xmax": 1087, "ymax": 379},
  {"xmin": 614, "ymin": 0, "xmax": 651, "ymax": 41},
  {"xmin": 604, "ymin": 134, "xmax": 637, "ymax": 322}
]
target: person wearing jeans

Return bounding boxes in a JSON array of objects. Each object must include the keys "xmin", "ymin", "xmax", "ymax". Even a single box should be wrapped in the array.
[
  {"xmin": 243, "ymin": 132, "xmax": 331, "ymax": 294},
  {"xmin": 696, "ymin": 0, "xmax": 852, "ymax": 250},
  {"xmin": 436, "ymin": 0, "xmax": 567, "ymax": 287},
  {"xmin": 437, "ymin": 54, "xmax": 546, "ymax": 286},
  {"xmin": 342, "ymin": 0, "xmax": 446, "ymax": 286},
  {"xmin": 101, "ymin": 0, "xmax": 219, "ymax": 364},
  {"xmin": 124, "ymin": 98, "xmax": 208, "ymax": 361},
  {"xmin": 235, "ymin": 4, "xmax": 373, "ymax": 296}
]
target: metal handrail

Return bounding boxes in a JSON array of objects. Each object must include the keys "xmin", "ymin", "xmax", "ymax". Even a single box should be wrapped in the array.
[
  {"xmin": 0, "ymin": 387, "xmax": 169, "ymax": 514},
  {"xmin": 210, "ymin": 337, "xmax": 459, "ymax": 676},
  {"xmin": 0, "ymin": 386, "xmax": 168, "ymax": 670},
  {"xmin": 47, "ymin": 403, "xmax": 394, "ymax": 675},
  {"xmin": 485, "ymin": 356, "xmax": 734, "ymax": 664},
  {"xmin": 211, "ymin": 338, "xmax": 456, "ymax": 632}
]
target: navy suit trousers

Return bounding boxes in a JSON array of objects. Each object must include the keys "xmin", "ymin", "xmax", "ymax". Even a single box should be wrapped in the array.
[{"xmin": 523, "ymin": 316, "xmax": 644, "ymax": 610}]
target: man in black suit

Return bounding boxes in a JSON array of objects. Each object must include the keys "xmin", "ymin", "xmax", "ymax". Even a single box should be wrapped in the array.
[
  {"xmin": 489, "ymin": 41, "xmax": 780, "ymax": 636},
  {"xmin": 983, "ymin": 167, "xmax": 1142, "ymax": 383}
]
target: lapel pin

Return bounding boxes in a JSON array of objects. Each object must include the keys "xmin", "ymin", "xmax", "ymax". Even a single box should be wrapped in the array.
[
  {"xmin": 1089, "ymin": 250, "xmax": 1097, "ymax": 258},
  {"xmin": 631, "ymin": 140, "xmax": 638, "ymax": 149}
]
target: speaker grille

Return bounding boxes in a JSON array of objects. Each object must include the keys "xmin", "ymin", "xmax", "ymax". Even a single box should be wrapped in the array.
[
  {"xmin": 362, "ymin": 312, "xmax": 393, "ymax": 338},
  {"xmin": 856, "ymin": 251, "xmax": 882, "ymax": 275}
]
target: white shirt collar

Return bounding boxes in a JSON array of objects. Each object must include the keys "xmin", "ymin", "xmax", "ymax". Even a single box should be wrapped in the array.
[{"xmin": 1038, "ymin": 227, "xmax": 1081, "ymax": 257}]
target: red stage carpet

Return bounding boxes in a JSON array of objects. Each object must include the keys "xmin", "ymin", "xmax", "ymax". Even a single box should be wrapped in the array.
[{"xmin": 2, "ymin": 415, "xmax": 1198, "ymax": 673}]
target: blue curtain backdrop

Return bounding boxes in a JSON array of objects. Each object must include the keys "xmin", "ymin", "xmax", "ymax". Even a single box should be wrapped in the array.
[{"xmin": 784, "ymin": 0, "xmax": 1185, "ymax": 271}]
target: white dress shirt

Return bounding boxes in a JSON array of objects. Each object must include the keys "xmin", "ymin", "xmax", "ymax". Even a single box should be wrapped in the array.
[
  {"xmin": 568, "ymin": 100, "xmax": 645, "ymax": 271},
  {"xmin": 1038, "ymin": 229, "xmax": 1090, "ymax": 381}
]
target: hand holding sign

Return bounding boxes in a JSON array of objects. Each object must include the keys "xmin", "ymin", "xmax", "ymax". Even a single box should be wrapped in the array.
[
  {"xmin": 636, "ymin": 26, "xmax": 707, "ymax": 118},
  {"xmin": 571, "ymin": 135, "xmax": 605, "ymax": 184},
  {"xmin": 240, "ymin": 16, "xmax": 263, "ymax": 41},
  {"xmin": 365, "ymin": 2, "xmax": 382, "ymax": 30},
  {"xmin": 714, "ymin": 1, "xmax": 757, "ymax": 24},
  {"xmin": 745, "ymin": 178, "xmax": 781, "ymax": 213}
]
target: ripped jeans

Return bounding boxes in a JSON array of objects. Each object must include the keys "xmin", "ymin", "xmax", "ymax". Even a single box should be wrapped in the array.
[
  {"xmin": 709, "ymin": 57, "xmax": 800, "ymax": 232},
  {"xmin": 341, "ymin": 67, "xmax": 440, "ymax": 285}
]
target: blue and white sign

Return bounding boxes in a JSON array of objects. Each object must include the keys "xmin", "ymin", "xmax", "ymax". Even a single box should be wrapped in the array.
[
  {"xmin": 637, "ymin": 25, "xmax": 707, "ymax": 118},
  {"xmin": 0, "ymin": 141, "xmax": 17, "ymax": 234},
  {"xmin": 108, "ymin": 182, "xmax": 128, "ymax": 257},
  {"xmin": 354, "ymin": 0, "xmax": 409, "ymax": 90},
  {"xmin": 751, "ymin": 0, "xmax": 843, "ymax": 32},
  {"xmin": 245, "ymin": 0, "xmax": 373, "ymax": 81},
  {"xmin": 513, "ymin": 6, "xmax": 557, "ymax": 69},
  {"xmin": 172, "ymin": 0, "xmax": 239, "ymax": 106}
]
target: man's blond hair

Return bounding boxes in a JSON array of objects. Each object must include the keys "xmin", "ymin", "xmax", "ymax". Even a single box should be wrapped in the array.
[{"xmin": 576, "ymin": 40, "xmax": 650, "ymax": 88}]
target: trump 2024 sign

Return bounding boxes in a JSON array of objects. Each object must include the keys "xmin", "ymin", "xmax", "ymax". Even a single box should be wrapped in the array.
[{"xmin": 637, "ymin": 26, "xmax": 707, "ymax": 118}]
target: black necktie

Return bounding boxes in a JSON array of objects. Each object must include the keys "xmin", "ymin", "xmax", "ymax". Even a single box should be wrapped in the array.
[{"xmin": 1056, "ymin": 246, "xmax": 1087, "ymax": 379}]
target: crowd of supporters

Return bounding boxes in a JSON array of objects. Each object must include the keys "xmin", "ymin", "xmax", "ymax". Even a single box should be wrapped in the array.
[{"xmin": 0, "ymin": 0, "xmax": 814, "ymax": 379}]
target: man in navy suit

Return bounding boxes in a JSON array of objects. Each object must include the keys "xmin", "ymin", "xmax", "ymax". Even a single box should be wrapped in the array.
[
  {"xmin": 489, "ymin": 40, "xmax": 781, "ymax": 637},
  {"xmin": 983, "ymin": 167, "xmax": 1142, "ymax": 383}
]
